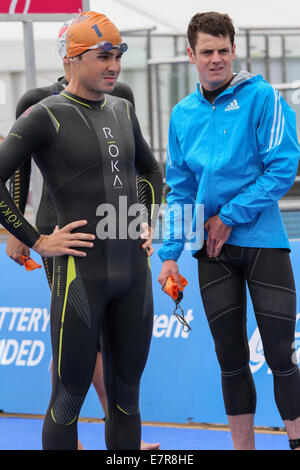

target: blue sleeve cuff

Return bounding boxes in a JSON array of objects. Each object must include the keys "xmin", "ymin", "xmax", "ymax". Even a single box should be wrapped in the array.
[
  {"xmin": 158, "ymin": 243, "xmax": 183, "ymax": 262},
  {"xmin": 218, "ymin": 211, "xmax": 235, "ymax": 226}
]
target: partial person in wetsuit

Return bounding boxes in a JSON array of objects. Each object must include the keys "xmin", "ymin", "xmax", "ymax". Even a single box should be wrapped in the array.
[
  {"xmin": 5, "ymin": 20, "xmax": 159, "ymax": 451},
  {"xmin": 0, "ymin": 11, "xmax": 162, "ymax": 450}
]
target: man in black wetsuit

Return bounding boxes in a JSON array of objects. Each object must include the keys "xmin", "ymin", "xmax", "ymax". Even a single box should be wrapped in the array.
[
  {"xmin": 5, "ymin": 19, "xmax": 159, "ymax": 451},
  {"xmin": 7, "ymin": 19, "xmax": 135, "ymax": 268},
  {"xmin": 0, "ymin": 11, "xmax": 162, "ymax": 450}
]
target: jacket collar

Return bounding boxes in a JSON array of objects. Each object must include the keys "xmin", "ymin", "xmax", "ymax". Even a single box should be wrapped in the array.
[{"xmin": 195, "ymin": 70, "xmax": 262, "ymax": 103}]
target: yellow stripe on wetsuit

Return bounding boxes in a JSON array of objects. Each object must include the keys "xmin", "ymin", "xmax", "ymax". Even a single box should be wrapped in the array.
[
  {"xmin": 41, "ymin": 104, "xmax": 60, "ymax": 132},
  {"xmin": 138, "ymin": 178, "xmax": 155, "ymax": 271},
  {"xmin": 58, "ymin": 256, "xmax": 76, "ymax": 379},
  {"xmin": 61, "ymin": 92, "xmax": 106, "ymax": 110}
]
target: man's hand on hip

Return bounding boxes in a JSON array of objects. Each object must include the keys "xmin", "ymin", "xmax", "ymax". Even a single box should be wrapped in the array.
[{"xmin": 33, "ymin": 220, "xmax": 95, "ymax": 258}]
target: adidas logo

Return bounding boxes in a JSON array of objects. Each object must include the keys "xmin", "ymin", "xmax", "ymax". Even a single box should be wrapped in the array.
[{"xmin": 225, "ymin": 99, "xmax": 240, "ymax": 111}]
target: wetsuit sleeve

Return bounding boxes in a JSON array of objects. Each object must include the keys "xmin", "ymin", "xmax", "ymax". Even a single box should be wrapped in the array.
[
  {"xmin": 158, "ymin": 108, "xmax": 198, "ymax": 262},
  {"xmin": 219, "ymin": 87, "xmax": 300, "ymax": 226},
  {"xmin": 9, "ymin": 158, "xmax": 31, "ymax": 214},
  {"xmin": 130, "ymin": 105, "xmax": 163, "ymax": 228},
  {"xmin": 0, "ymin": 103, "xmax": 57, "ymax": 246},
  {"xmin": 9, "ymin": 88, "xmax": 47, "ymax": 214}
]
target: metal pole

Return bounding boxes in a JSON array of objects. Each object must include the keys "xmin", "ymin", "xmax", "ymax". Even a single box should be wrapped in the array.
[
  {"xmin": 265, "ymin": 35, "xmax": 270, "ymax": 82},
  {"xmin": 146, "ymin": 29, "xmax": 154, "ymax": 150},
  {"xmin": 81, "ymin": 0, "xmax": 90, "ymax": 10},
  {"xmin": 22, "ymin": 21, "xmax": 37, "ymax": 89},
  {"xmin": 173, "ymin": 35, "xmax": 179, "ymax": 103},
  {"xmin": 281, "ymin": 35, "xmax": 287, "ymax": 83},
  {"xmin": 245, "ymin": 29, "xmax": 251, "ymax": 72},
  {"xmin": 281, "ymin": 35, "xmax": 287, "ymax": 100},
  {"xmin": 0, "ymin": 14, "xmax": 79, "ymax": 21},
  {"xmin": 155, "ymin": 64, "xmax": 163, "ymax": 164}
]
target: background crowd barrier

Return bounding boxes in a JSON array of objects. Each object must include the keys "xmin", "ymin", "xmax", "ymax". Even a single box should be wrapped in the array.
[{"xmin": 0, "ymin": 241, "xmax": 300, "ymax": 427}]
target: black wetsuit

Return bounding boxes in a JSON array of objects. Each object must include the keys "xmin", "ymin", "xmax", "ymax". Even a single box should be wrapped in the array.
[
  {"xmin": 0, "ymin": 90, "xmax": 162, "ymax": 450},
  {"xmin": 10, "ymin": 77, "xmax": 136, "ymax": 287}
]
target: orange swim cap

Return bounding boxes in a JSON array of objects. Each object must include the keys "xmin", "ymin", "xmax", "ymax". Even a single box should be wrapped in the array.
[{"xmin": 66, "ymin": 11, "xmax": 123, "ymax": 57}]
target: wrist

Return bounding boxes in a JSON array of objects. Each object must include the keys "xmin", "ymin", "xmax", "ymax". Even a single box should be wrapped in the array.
[
  {"xmin": 163, "ymin": 259, "xmax": 177, "ymax": 266},
  {"xmin": 32, "ymin": 234, "xmax": 45, "ymax": 255}
]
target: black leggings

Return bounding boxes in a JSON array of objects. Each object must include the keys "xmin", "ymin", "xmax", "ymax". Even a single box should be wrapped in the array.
[
  {"xmin": 197, "ymin": 244, "xmax": 300, "ymax": 421},
  {"xmin": 41, "ymin": 246, "xmax": 153, "ymax": 450}
]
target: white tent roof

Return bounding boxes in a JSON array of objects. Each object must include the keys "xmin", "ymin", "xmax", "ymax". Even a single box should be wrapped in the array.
[
  {"xmin": 0, "ymin": 0, "xmax": 300, "ymax": 39},
  {"xmin": 93, "ymin": 0, "xmax": 300, "ymax": 33}
]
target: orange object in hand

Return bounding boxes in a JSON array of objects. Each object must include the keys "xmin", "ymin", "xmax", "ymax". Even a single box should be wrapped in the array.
[
  {"xmin": 165, "ymin": 274, "xmax": 188, "ymax": 300},
  {"xmin": 21, "ymin": 255, "xmax": 42, "ymax": 271}
]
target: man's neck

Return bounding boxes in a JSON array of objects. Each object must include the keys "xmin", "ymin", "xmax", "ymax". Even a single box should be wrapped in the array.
[
  {"xmin": 202, "ymin": 75, "xmax": 234, "ymax": 104},
  {"xmin": 201, "ymin": 69, "xmax": 235, "ymax": 91},
  {"xmin": 65, "ymin": 82, "xmax": 104, "ymax": 102}
]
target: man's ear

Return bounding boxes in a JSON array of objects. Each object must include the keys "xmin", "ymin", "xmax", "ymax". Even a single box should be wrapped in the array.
[
  {"xmin": 187, "ymin": 46, "xmax": 196, "ymax": 64},
  {"xmin": 232, "ymin": 43, "xmax": 236, "ymax": 61}
]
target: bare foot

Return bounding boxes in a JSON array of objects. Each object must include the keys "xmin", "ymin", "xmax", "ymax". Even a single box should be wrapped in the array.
[
  {"xmin": 78, "ymin": 440, "xmax": 85, "ymax": 450},
  {"xmin": 78, "ymin": 438, "xmax": 160, "ymax": 451},
  {"xmin": 141, "ymin": 440, "xmax": 160, "ymax": 450}
]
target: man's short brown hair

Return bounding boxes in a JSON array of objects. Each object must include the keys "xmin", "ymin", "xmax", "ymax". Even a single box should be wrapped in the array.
[{"xmin": 187, "ymin": 12, "xmax": 235, "ymax": 51}]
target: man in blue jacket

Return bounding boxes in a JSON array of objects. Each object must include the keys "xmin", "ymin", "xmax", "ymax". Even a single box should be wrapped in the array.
[{"xmin": 158, "ymin": 11, "xmax": 300, "ymax": 450}]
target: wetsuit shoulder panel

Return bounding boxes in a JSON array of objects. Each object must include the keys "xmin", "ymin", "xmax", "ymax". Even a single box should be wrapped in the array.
[
  {"xmin": 112, "ymin": 81, "xmax": 135, "ymax": 110},
  {"xmin": 1, "ymin": 101, "xmax": 59, "ymax": 175}
]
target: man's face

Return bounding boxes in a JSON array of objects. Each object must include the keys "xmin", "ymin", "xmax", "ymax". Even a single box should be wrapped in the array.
[
  {"xmin": 187, "ymin": 32, "xmax": 236, "ymax": 91},
  {"xmin": 72, "ymin": 47, "xmax": 122, "ymax": 98}
]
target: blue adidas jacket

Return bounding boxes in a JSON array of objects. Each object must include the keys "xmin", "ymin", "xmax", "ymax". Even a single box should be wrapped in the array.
[{"xmin": 158, "ymin": 71, "xmax": 300, "ymax": 262}]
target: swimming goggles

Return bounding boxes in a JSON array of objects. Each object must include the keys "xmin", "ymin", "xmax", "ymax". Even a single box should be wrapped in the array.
[{"xmin": 88, "ymin": 41, "xmax": 128, "ymax": 53}]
